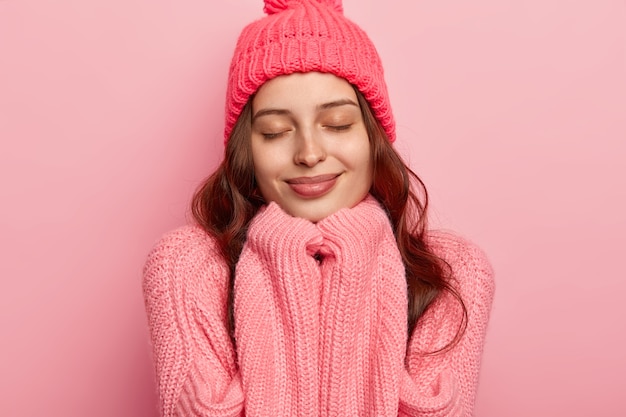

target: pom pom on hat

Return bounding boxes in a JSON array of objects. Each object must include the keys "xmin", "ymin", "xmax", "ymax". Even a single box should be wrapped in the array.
[
  {"xmin": 263, "ymin": 0, "xmax": 343, "ymax": 14},
  {"xmin": 224, "ymin": 0, "xmax": 395, "ymax": 143}
]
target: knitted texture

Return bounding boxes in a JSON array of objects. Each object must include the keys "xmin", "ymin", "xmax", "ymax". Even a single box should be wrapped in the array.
[
  {"xmin": 234, "ymin": 203, "xmax": 324, "ymax": 416},
  {"xmin": 224, "ymin": 0, "xmax": 395, "ymax": 143},
  {"xmin": 143, "ymin": 196, "xmax": 495, "ymax": 416}
]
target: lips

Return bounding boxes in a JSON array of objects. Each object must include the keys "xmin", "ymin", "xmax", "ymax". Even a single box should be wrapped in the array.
[{"xmin": 286, "ymin": 174, "xmax": 340, "ymax": 198}]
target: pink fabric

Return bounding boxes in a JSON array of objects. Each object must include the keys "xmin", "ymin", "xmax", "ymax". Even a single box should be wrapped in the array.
[
  {"xmin": 143, "ymin": 196, "xmax": 495, "ymax": 416},
  {"xmin": 224, "ymin": 0, "xmax": 395, "ymax": 142}
]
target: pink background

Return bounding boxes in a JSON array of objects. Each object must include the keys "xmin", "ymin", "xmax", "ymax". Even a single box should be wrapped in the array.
[{"xmin": 1, "ymin": 0, "xmax": 624, "ymax": 416}]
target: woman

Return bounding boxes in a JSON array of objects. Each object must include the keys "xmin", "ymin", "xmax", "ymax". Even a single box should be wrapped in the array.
[{"xmin": 143, "ymin": 1, "xmax": 495, "ymax": 416}]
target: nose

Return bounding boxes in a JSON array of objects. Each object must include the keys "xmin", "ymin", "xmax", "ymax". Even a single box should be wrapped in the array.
[{"xmin": 293, "ymin": 130, "xmax": 326, "ymax": 167}]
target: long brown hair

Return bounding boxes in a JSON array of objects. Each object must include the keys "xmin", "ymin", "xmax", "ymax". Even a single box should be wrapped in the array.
[{"xmin": 192, "ymin": 89, "xmax": 467, "ymax": 350}]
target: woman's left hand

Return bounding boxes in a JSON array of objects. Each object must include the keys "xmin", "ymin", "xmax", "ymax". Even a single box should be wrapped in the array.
[{"xmin": 314, "ymin": 195, "xmax": 408, "ymax": 416}]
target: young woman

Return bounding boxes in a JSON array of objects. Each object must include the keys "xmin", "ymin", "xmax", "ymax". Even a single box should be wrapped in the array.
[{"xmin": 143, "ymin": 1, "xmax": 495, "ymax": 416}]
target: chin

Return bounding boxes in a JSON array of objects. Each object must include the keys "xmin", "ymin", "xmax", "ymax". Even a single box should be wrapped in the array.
[
  {"xmin": 281, "ymin": 202, "xmax": 334, "ymax": 223},
  {"xmin": 291, "ymin": 208, "xmax": 332, "ymax": 223},
  {"xmin": 277, "ymin": 192, "xmax": 370, "ymax": 222},
  {"xmin": 288, "ymin": 200, "xmax": 360, "ymax": 223}
]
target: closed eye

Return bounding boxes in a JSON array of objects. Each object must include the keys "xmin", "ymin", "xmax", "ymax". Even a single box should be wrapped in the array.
[
  {"xmin": 326, "ymin": 124, "xmax": 352, "ymax": 132},
  {"xmin": 262, "ymin": 130, "xmax": 289, "ymax": 139}
]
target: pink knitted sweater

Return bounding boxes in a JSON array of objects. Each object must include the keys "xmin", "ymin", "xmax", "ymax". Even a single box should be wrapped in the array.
[{"xmin": 143, "ymin": 196, "xmax": 494, "ymax": 417}]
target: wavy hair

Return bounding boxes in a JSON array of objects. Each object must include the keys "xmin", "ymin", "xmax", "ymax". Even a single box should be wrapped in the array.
[{"xmin": 191, "ymin": 89, "xmax": 467, "ymax": 352}]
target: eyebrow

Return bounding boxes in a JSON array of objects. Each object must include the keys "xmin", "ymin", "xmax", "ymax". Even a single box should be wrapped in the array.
[
  {"xmin": 252, "ymin": 98, "xmax": 359, "ymax": 122},
  {"xmin": 318, "ymin": 98, "xmax": 359, "ymax": 110}
]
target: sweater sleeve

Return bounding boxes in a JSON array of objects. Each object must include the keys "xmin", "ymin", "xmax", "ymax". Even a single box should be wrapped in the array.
[
  {"xmin": 233, "ymin": 202, "xmax": 324, "ymax": 417},
  {"xmin": 143, "ymin": 226, "xmax": 244, "ymax": 417},
  {"xmin": 315, "ymin": 196, "xmax": 408, "ymax": 416},
  {"xmin": 398, "ymin": 232, "xmax": 495, "ymax": 417}
]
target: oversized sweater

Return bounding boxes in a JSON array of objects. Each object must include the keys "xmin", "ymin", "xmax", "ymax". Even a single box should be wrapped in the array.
[{"xmin": 143, "ymin": 196, "xmax": 495, "ymax": 417}]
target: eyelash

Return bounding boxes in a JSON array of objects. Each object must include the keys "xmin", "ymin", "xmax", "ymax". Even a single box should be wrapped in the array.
[
  {"xmin": 326, "ymin": 124, "xmax": 352, "ymax": 132},
  {"xmin": 260, "ymin": 124, "xmax": 353, "ymax": 139},
  {"xmin": 262, "ymin": 131, "xmax": 287, "ymax": 139}
]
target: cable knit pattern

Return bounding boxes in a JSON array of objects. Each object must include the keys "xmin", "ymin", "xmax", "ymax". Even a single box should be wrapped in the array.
[{"xmin": 143, "ymin": 196, "xmax": 495, "ymax": 416}]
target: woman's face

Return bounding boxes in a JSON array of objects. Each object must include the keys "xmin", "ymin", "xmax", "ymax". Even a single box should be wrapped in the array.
[{"xmin": 250, "ymin": 72, "xmax": 373, "ymax": 222}]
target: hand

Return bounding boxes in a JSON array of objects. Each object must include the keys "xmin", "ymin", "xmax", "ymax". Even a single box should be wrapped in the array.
[
  {"xmin": 314, "ymin": 195, "xmax": 408, "ymax": 415},
  {"xmin": 246, "ymin": 201, "xmax": 324, "ymax": 264},
  {"xmin": 234, "ymin": 202, "xmax": 323, "ymax": 416},
  {"xmin": 316, "ymin": 194, "xmax": 394, "ymax": 259}
]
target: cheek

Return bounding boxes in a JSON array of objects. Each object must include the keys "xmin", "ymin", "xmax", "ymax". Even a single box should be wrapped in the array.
[
  {"xmin": 252, "ymin": 159, "xmax": 272, "ymax": 188},
  {"xmin": 356, "ymin": 144, "xmax": 374, "ymax": 187},
  {"xmin": 251, "ymin": 161, "xmax": 274, "ymax": 202},
  {"xmin": 251, "ymin": 142, "xmax": 273, "ymax": 181},
  {"xmin": 251, "ymin": 145, "xmax": 287, "ymax": 201},
  {"xmin": 344, "ymin": 139, "xmax": 372, "ymax": 173}
]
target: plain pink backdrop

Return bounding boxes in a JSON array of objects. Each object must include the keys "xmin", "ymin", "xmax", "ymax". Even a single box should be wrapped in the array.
[{"xmin": 1, "ymin": 0, "xmax": 624, "ymax": 416}]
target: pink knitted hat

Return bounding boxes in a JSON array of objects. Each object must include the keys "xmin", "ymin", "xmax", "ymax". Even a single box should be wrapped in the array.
[{"xmin": 224, "ymin": 0, "xmax": 395, "ymax": 143}]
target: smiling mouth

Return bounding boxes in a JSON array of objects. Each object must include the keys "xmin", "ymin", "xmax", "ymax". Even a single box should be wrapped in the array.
[{"xmin": 286, "ymin": 174, "xmax": 340, "ymax": 197}]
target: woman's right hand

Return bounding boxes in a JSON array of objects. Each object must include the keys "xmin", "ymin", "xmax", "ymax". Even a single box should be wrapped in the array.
[
  {"xmin": 244, "ymin": 201, "xmax": 324, "ymax": 264},
  {"xmin": 234, "ymin": 202, "xmax": 324, "ymax": 417}
]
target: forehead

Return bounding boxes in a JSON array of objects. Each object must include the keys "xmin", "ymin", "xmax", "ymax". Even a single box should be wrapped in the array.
[{"xmin": 252, "ymin": 72, "xmax": 358, "ymax": 112}]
